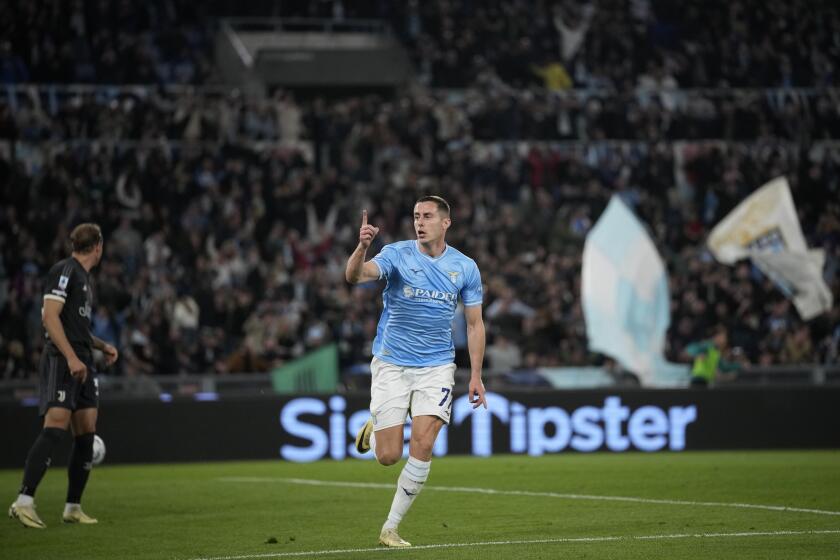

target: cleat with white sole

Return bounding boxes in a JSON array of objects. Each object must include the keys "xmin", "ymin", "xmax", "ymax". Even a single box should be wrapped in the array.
[
  {"xmin": 63, "ymin": 508, "xmax": 98, "ymax": 524},
  {"xmin": 379, "ymin": 527, "xmax": 411, "ymax": 547},
  {"xmin": 355, "ymin": 418, "xmax": 373, "ymax": 454},
  {"xmin": 9, "ymin": 502, "xmax": 47, "ymax": 529}
]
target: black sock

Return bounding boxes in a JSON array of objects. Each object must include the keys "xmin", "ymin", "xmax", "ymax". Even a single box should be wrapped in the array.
[
  {"xmin": 20, "ymin": 427, "xmax": 65, "ymax": 497},
  {"xmin": 67, "ymin": 433, "xmax": 94, "ymax": 504}
]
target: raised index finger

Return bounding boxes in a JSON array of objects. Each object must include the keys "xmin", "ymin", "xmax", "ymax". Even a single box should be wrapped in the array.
[{"xmin": 362, "ymin": 210, "xmax": 368, "ymax": 226}]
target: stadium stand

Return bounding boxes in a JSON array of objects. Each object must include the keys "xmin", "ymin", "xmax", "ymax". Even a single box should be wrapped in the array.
[
  {"xmin": 0, "ymin": 1, "xmax": 838, "ymax": 388},
  {"xmin": 0, "ymin": 0, "xmax": 214, "ymax": 85},
  {"xmin": 217, "ymin": 0, "xmax": 840, "ymax": 90}
]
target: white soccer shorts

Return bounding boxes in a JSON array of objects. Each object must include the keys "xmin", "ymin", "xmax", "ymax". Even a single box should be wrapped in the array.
[{"xmin": 369, "ymin": 356, "xmax": 456, "ymax": 430}]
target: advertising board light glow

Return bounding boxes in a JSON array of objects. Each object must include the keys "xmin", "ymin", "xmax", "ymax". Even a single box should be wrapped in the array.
[{"xmin": 279, "ymin": 392, "xmax": 698, "ymax": 462}]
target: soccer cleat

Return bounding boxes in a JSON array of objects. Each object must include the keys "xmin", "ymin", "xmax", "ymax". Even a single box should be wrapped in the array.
[
  {"xmin": 379, "ymin": 527, "xmax": 411, "ymax": 548},
  {"xmin": 355, "ymin": 418, "xmax": 374, "ymax": 454},
  {"xmin": 62, "ymin": 508, "xmax": 98, "ymax": 524},
  {"xmin": 8, "ymin": 502, "xmax": 47, "ymax": 529}
]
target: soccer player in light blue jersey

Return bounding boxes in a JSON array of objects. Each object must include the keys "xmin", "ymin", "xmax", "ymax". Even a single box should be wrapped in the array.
[{"xmin": 346, "ymin": 195, "xmax": 487, "ymax": 548}]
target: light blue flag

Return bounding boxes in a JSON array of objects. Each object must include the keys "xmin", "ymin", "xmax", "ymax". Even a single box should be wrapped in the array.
[{"xmin": 581, "ymin": 196, "xmax": 688, "ymax": 386}]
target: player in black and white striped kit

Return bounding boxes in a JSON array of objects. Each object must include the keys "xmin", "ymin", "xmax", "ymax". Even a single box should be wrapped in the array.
[{"xmin": 8, "ymin": 223, "xmax": 118, "ymax": 529}]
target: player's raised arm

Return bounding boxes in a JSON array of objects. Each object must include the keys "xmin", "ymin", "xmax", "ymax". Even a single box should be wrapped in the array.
[{"xmin": 345, "ymin": 210, "xmax": 382, "ymax": 284}]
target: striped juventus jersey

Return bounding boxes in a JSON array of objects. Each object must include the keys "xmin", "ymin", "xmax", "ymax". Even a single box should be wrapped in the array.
[{"xmin": 43, "ymin": 256, "xmax": 94, "ymax": 356}]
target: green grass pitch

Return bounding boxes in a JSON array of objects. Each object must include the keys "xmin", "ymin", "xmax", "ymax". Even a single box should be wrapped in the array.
[{"xmin": 2, "ymin": 451, "xmax": 839, "ymax": 559}]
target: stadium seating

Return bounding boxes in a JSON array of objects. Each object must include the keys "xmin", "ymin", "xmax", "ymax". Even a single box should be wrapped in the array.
[{"xmin": 1, "ymin": 1, "xmax": 838, "ymax": 385}]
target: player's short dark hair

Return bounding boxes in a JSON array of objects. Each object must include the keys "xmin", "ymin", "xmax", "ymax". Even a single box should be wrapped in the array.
[
  {"xmin": 70, "ymin": 223, "xmax": 103, "ymax": 254},
  {"xmin": 415, "ymin": 195, "xmax": 450, "ymax": 217}
]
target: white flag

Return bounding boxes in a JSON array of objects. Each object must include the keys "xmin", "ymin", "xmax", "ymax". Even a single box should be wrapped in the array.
[
  {"xmin": 750, "ymin": 250, "xmax": 832, "ymax": 321},
  {"xmin": 708, "ymin": 176, "xmax": 832, "ymax": 320}
]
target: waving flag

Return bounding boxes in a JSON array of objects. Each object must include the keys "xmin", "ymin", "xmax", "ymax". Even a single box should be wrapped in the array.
[
  {"xmin": 582, "ymin": 196, "xmax": 686, "ymax": 386},
  {"xmin": 708, "ymin": 177, "xmax": 832, "ymax": 320}
]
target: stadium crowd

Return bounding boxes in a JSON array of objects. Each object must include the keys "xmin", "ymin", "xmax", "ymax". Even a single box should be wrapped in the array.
[
  {"xmin": 399, "ymin": 0, "xmax": 840, "ymax": 90},
  {"xmin": 1, "ymin": 87, "xmax": 839, "ymax": 381},
  {"xmin": 1, "ymin": 0, "xmax": 839, "ymax": 384},
  {"xmin": 2, "ymin": 84, "xmax": 840, "ymax": 145},
  {"xmin": 0, "ymin": 0, "xmax": 213, "ymax": 85},
  {"xmin": 3, "ymin": 0, "xmax": 840, "ymax": 92}
]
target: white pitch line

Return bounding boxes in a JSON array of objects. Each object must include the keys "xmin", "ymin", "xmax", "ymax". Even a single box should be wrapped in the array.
[
  {"xmin": 190, "ymin": 529, "xmax": 840, "ymax": 560},
  {"xmin": 217, "ymin": 477, "xmax": 840, "ymax": 517}
]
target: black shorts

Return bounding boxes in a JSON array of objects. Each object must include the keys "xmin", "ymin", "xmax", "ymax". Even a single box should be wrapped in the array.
[{"xmin": 38, "ymin": 348, "xmax": 99, "ymax": 416}]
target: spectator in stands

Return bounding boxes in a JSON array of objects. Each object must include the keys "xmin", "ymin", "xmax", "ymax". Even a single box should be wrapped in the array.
[
  {"xmin": 531, "ymin": 58, "xmax": 573, "ymax": 92},
  {"xmin": 0, "ymin": 41, "xmax": 29, "ymax": 84},
  {"xmin": 485, "ymin": 333, "xmax": 523, "ymax": 376},
  {"xmin": 485, "ymin": 284, "xmax": 536, "ymax": 332},
  {"xmin": 686, "ymin": 325, "xmax": 741, "ymax": 387}
]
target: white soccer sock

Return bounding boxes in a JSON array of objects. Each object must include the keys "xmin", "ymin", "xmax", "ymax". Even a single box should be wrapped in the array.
[
  {"xmin": 64, "ymin": 503, "xmax": 81, "ymax": 514},
  {"xmin": 383, "ymin": 456, "xmax": 430, "ymax": 530},
  {"xmin": 16, "ymin": 494, "xmax": 34, "ymax": 507}
]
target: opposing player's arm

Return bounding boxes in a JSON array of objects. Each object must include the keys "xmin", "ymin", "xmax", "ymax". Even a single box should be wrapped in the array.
[
  {"xmin": 346, "ymin": 210, "xmax": 382, "ymax": 284},
  {"xmin": 92, "ymin": 335, "xmax": 119, "ymax": 366},
  {"xmin": 42, "ymin": 298, "xmax": 88, "ymax": 382},
  {"xmin": 464, "ymin": 304, "xmax": 487, "ymax": 409}
]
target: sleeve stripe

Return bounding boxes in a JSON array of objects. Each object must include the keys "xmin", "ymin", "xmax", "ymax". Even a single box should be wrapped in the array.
[
  {"xmin": 372, "ymin": 260, "xmax": 383, "ymax": 280},
  {"xmin": 44, "ymin": 294, "xmax": 66, "ymax": 303}
]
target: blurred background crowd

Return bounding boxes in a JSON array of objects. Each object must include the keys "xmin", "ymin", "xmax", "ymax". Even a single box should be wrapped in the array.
[
  {"xmin": 1, "ymin": 0, "xmax": 838, "ymax": 383},
  {"xmin": 3, "ymin": 0, "xmax": 839, "ymax": 90}
]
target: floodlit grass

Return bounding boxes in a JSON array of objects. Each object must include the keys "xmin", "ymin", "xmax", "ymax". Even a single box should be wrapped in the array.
[{"xmin": 2, "ymin": 451, "xmax": 839, "ymax": 559}]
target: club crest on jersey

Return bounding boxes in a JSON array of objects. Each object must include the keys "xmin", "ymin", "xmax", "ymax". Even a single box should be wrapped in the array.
[
  {"xmin": 447, "ymin": 271, "xmax": 460, "ymax": 284},
  {"xmin": 59, "ymin": 275, "xmax": 69, "ymax": 289}
]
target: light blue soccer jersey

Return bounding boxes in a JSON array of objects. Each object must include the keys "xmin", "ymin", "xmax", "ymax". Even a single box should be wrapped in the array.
[{"xmin": 371, "ymin": 240, "xmax": 482, "ymax": 367}]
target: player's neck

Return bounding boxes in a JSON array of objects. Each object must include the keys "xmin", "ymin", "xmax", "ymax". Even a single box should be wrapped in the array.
[
  {"xmin": 72, "ymin": 252, "xmax": 96, "ymax": 272},
  {"xmin": 416, "ymin": 239, "xmax": 446, "ymax": 258}
]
